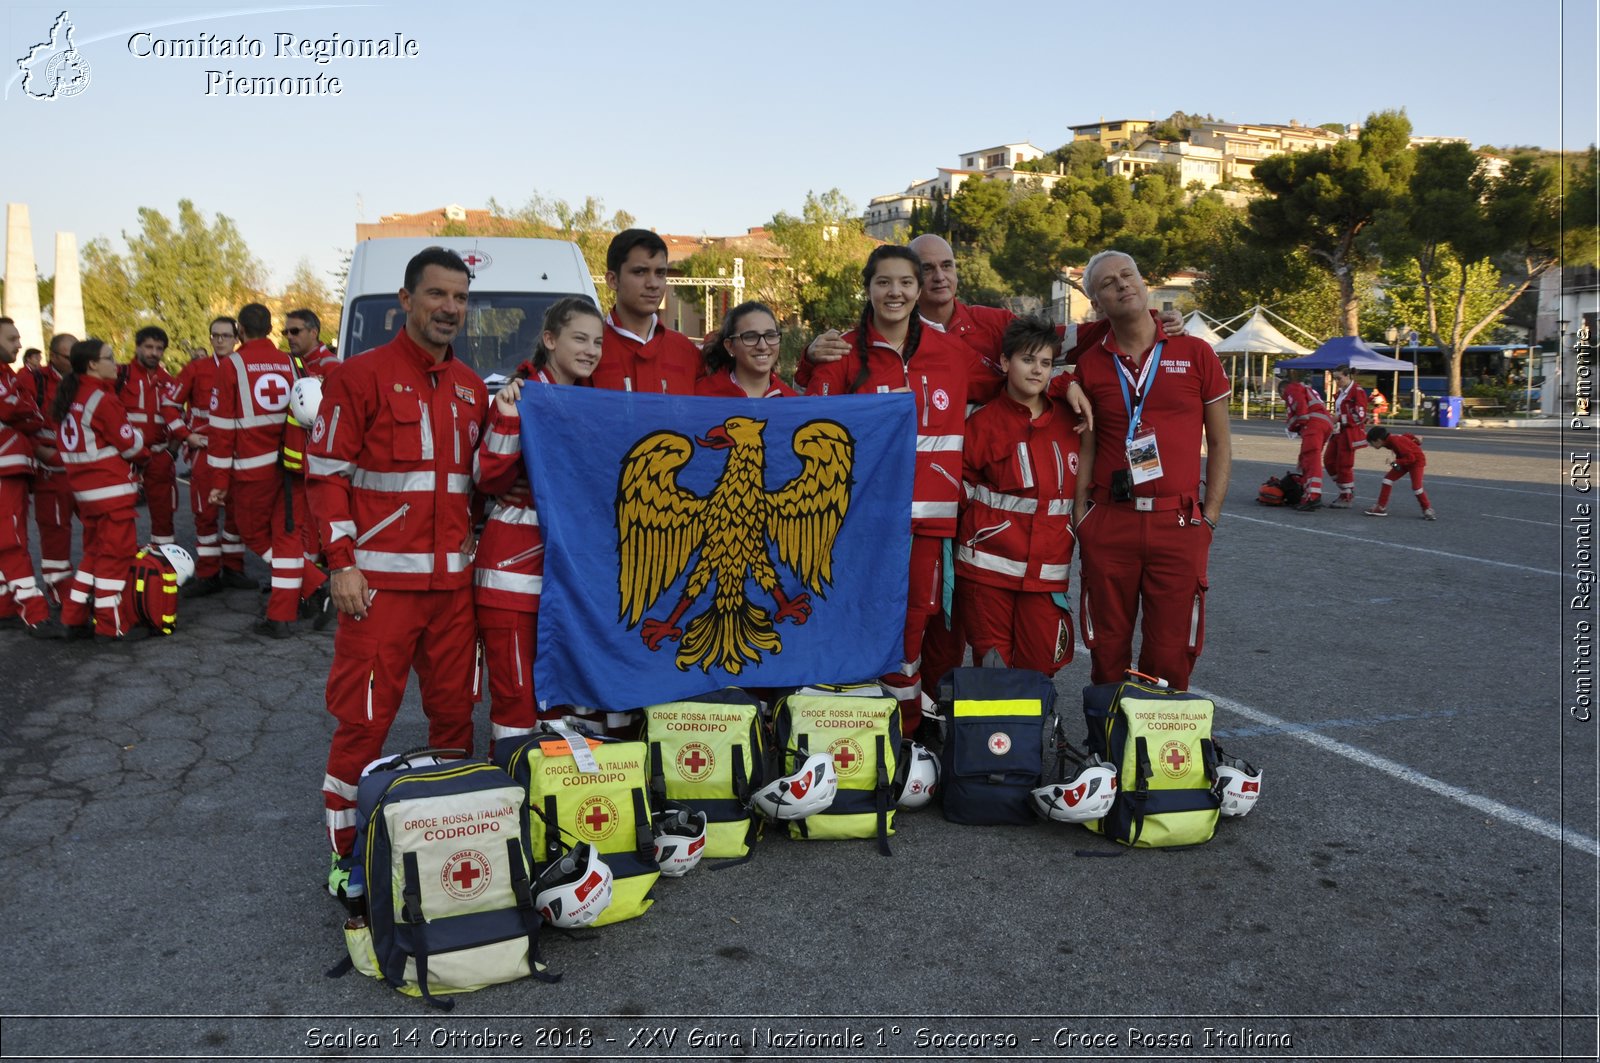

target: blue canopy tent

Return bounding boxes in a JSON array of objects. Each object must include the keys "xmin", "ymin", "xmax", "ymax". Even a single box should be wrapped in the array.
[{"xmin": 1277, "ymin": 336, "xmax": 1417, "ymax": 422}]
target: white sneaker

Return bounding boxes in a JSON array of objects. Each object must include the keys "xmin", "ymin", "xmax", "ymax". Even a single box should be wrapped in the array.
[
  {"xmin": 1364, "ymin": 506, "xmax": 1388, "ymax": 517},
  {"xmin": 1329, "ymin": 495, "xmax": 1354, "ymax": 509},
  {"xmin": 1421, "ymin": 508, "xmax": 1437, "ymax": 520}
]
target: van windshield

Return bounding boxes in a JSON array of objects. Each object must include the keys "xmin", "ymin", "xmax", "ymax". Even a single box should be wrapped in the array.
[{"xmin": 342, "ymin": 291, "xmax": 590, "ymax": 381}]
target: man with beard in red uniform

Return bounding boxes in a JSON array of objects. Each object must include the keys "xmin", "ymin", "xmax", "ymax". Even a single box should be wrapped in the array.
[
  {"xmin": 280, "ymin": 308, "xmax": 336, "ymax": 625},
  {"xmin": 1072, "ymin": 251, "xmax": 1231, "ymax": 691},
  {"xmin": 207, "ymin": 304, "xmax": 327, "ymax": 637},
  {"xmin": 592, "ymin": 229, "xmax": 705, "ymax": 395},
  {"xmin": 173, "ymin": 317, "xmax": 252, "ymax": 595},
  {"xmin": 1279, "ymin": 370, "xmax": 1333, "ymax": 510},
  {"xmin": 0, "ymin": 317, "xmax": 64, "ymax": 637},
  {"xmin": 308, "ymin": 247, "xmax": 488, "ymax": 905},
  {"xmin": 119, "ymin": 326, "xmax": 181, "ymax": 546},
  {"xmin": 1324, "ymin": 364, "xmax": 1369, "ymax": 508}
]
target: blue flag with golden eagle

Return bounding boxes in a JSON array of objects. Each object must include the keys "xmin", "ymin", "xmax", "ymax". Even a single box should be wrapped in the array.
[{"xmin": 520, "ymin": 388, "xmax": 916, "ymax": 711}]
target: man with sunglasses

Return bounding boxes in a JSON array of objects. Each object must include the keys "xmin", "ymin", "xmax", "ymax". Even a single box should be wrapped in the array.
[{"xmin": 280, "ymin": 308, "xmax": 336, "ymax": 624}]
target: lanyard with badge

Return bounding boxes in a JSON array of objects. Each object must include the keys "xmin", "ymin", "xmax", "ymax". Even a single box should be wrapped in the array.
[{"xmin": 1116, "ymin": 341, "xmax": 1165, "ymax": 485}]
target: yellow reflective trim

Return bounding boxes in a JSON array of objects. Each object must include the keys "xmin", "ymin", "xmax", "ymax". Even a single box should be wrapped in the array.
[
  {"xmin": 135, "ymin": 577, "xmax": 147, "ymax": 592},
  {"xmin": 952, "ymin": 698, "xmax": 1043, "ymax": 718}
]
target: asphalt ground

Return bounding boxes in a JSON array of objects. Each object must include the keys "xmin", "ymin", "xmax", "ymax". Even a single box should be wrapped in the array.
[{"xmin": 0, "ymin": 415, "xmax": 1594, "ymax": 1063}]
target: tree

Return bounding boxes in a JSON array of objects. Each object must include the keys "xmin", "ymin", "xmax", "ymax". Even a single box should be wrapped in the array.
[
  {"xmin": 121, "ymin": 200, "xmax": 266, "ymax": 363},
  {"xmin": 277, "ymin": 259, "xmax": 342, "ymax": 345},
  {"xmin": 462, "ymin": 192, "xmax": 636, "ymax": 308},
  {"xmin": 1193, "ymin": 215, "xmax": 1367, "ymax": 338},
  {"xmin": 1382, "ymin": 143, "xmax": 1587, "ymax": 395},
  {"xmin": 1248, "ymin": 109, "xmax": 1416, "ymax": 335},
  {"xmin": 80, "ymin": 237, "xmax": 138, "ymax": 356},
  {"xmin": 767, "ymin": 189, "xmax": 877, "ymax": 330}
]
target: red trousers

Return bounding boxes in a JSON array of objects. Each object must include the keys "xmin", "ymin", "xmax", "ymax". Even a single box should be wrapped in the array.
[
  {"xmin": 230, "ymin": 476, "xmax": 326, "ymax": 621},
  {"xmin": 1375, "ymin": 459, "xmax": 1430, "ymax": 511},
  {"xmin": 142, "ymin": 449, "xmax": 177, "ymax": 545},
  {"xmin": 1323, "ymin": 430, "xmax": 1363, "ymax": 498},
  {"xmin": 321, "ymin": 586, "xmax": 478, "ymax": 856},
  {"xmin": 879, "ymin": 534, "xmax": 945, "ymax": 734},
  {"xmin": 32, "ymin": 472, "xmax": 75, "ymax": 596},
  {"xmin": 0, "ymin": 477, "xmax": 48, "ymax": 625},
  {"xmin": 1294, "ymin": 421, "xmax": 1332, "ymax": 499},
  {"xmin": 189, "ymin": 454, "xmax": 243, "ymax": 578},
  {"xmin": 1077, "ymin": 498, "xmax": 1212, "ymax": 690},
  {"xmin": 476, "ymin": 604, "xmax": 542, "ymax": 744},
  {"xmin": 957, "ymin": 580, "xmax": 1075, "ymax": 676},
  {"xmin": 60, "ymin": 506, "xmax": 137, "ymax": 635}
]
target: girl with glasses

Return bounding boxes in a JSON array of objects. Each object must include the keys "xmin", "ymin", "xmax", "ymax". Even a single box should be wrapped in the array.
[
  {"xmin": 52, "ymin": 339, "xmax": 151, "ymax": 641},
  {"xmin": 695, "ymin": 301, "xmax": 797, "ymax": 398}
]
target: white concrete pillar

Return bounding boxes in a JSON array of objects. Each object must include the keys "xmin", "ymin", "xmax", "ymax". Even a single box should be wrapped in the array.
[
  {"xmin": 52, "ymin": 231, "xmax": 85, "ymax": 340},
  {"xmin": 3, "ymin": 204, "xmax": 45, "ymax": 353}
]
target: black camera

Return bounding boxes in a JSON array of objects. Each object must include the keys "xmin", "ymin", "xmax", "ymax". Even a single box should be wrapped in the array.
[{"xmin": 1111, "ymin": 468, "xmax": 1133, "ymax": 502}]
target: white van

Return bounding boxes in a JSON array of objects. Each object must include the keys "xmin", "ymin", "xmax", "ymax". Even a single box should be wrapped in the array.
[{"xmin": 338, "ymin": 237, "xmax": 601, "ymax": 383}]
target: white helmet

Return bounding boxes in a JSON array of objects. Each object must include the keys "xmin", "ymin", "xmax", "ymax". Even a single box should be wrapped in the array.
[
  {"xmin": 533, "ymin": 843, "xmax": 613, "ymax": 928},
  {"xmin": 651, "ymin": 805, "xmax": 708, "ymax": 877},
  {"xmin": 750, "ymin": 750, "xmax": 838, "ymax": 821},
  {"xmin": 1215, "ymin": 756, "xmax": 1262, "ymax": 817},
  {"xmin": 289, "ymin": 376, "xmax": 323, "ymax": 426},
  {"xmin": 893, "ymin": 741, "xmax": 940, "ymax": 810},
  {"xmin": 1031, "ymin": 757, "xmax": 1119, "ymax": 823},
  {"xmin": 156, "ymin": 543, "xmax": 195, "ymax": 586}
]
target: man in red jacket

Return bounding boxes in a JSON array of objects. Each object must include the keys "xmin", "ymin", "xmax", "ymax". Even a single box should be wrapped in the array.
[
  {"xmin": 206, "ymin": 304, "xmax": 327, "ymax": 636},
  {"xmin": 0, "ymin": 317, "xmax": 63, "ymax": 637},
  {"xmin": 1324, "ymin": 365, "xmax": 1369, "ymax": 507},
  {"xmin": 307, "ymin": 247, "xmax": 489, "ymax": 904},
  {"xmin": 1279, "ymin": 371, "xmax": 1333, "ymax": 510},
  {"xmin": 120, "ymin": 326, "xmax": 181, "ymax": 546},
  {"xmin": 1072, "ymin": 251, "xmax": 1231, "ymax": 691},
  {"xmin": 27, "ymin": 333, "xmax": 77, "ymax": 604},
  {"xmin": 592, "ymin": 229, "xmax": 705, "ymax": 395},
  {"xmin": 174, "ymin": 317, "xmax": 251, "ymax": 594}
]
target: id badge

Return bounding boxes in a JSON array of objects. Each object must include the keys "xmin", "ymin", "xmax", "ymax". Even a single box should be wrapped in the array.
[{"xmin": 1125, "ymin": 431, "xmax": 1163, "ymax": 485}]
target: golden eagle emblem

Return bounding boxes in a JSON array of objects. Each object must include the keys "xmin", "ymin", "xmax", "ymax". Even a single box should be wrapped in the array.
[{"xmin": 617, "ymin": 416, "xmax": 854, "ymax": 675}]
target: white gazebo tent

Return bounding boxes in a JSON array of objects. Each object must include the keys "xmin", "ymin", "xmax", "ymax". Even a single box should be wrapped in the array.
[
  {"xmin": 1211, "ymin": 307, "xmax": 1314, "ymax": 419},
  {"xmin": 1182, "ymin": 311, "xmax": 1226, "ymax": 347}
]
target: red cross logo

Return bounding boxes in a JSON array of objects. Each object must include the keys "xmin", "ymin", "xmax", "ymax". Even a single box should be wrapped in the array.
[
  {"xmin": 828, "ymin": 738, "xmax": 864, "ymax": 777},
  {"xmin": 439, "ymin": 849, "xmax": 491, "ymax": 899},
  {"xmin": 458, "ymin": 250, "xmax": 492, "ymax": 270},
  {"xmin": 684, "ymin": 749, "xmax": 707, "ymax": 772},
  {"xmin": 834, "ymin": 748, "xmax": 855, "ymax": 769},
  {"xmin": 451, "ymin": 860, "xmax": 481, "ymax": 890},
  {"xmin": 253, "ymin": 372, "xmax": 290, "ymax": 411},
  {"xmin": 675, "ymin": 742, "xmax": 715, "ymax": 781},
  {"xmin": 576, "ymin": 795, "xmax": 619, "ymax": 841},
  {"xmin": 1158, "ymin": 740, "xmax": 1190, "ymax": 779}
]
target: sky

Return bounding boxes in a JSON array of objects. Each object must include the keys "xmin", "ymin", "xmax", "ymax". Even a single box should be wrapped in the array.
[{"xmin": 2, "ymin": 0, "xmax": 1596, "ymax": 292}]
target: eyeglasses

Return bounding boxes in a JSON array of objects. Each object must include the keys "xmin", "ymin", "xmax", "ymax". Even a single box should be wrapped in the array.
[
  {"xmin": 210, "ymin": 332, "xmax": 235, "ymax": 340},
  {"xmin": 96, "ymin": 353, "xmax": 116, "ymax": 362},
  {"xmin": 733, "ymin": 330, "xmax": 781, "ymax": 348},
  {"xmin": 283, "ymin": 327, "xmax": 307, "ymax": 336}
]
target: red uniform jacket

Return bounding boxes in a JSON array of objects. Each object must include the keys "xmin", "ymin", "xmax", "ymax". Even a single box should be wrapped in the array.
[
  {"xmin": 693, "ymin": 369, "xmax": 797, "ymax": 398},
  {"xmin": 307, "ymin": 329, "xmax": 488, "ymax": 591},
  {"xmin": 471, "ymin": 366, "xmax": 581, "ymax": 612},
  {"xmin": 1282, "ymin": 380, "xmax": 1332, "ymax": 434},
  {"xmin": 805, "ymin": 323, "xmax": 975, "ymax": 538},
  {"xmin": 23, "ymin": 366, "xmax": 64, "ymax": 476},
  {"xmin": 117, "ymin": 361, "xmax": 180, "ymax": 451},
  {"xmin": 593, "ymin": 313, "xmax": 705, "ymax": 395},
  {"xmin": 1333, "ymin": 382, "xmax": 1370, "ymax": 447},
  {"xmin": 958, "ymin": 391, "xmax": 1080, "ymax": 592},
  {"xmin": 1382, "ymin": 432, "xmax": 1425, "ymax": 467},
  {"xmin": 0, "ymin": 364, "xmax": 47, "ymax": 479},
  {"xmin": 57, "ymin": 376, "xmax": 148, "ymax": 514},
  {"xmin": 796, "ymin": 300, "xmax": 1013, "ymax": 406},
  {"xmin": 208, "ymin": 337, "xmax": 301, "ymax": 493}
]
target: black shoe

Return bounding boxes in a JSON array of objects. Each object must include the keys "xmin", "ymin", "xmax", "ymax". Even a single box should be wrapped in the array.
[
  {"xmin": 219, "ymin": 568, "xmax": 255, "ymax": 590},
  {"xmin": 1294, "ymin": 498, "xmax": 1322, "ymax": 512},
  {"xmin": 183, "ymin": 574, "xmax": 224, "ymax": 598},
  {"xmin": 254, "ymin": 618, "xmax": 294, "ymax": 639},
  {"xmin": 26, "ymin": 618, "xmax": 67, "ymax": 640},
  {"xmin": 301, "ymin": 585, "xmax": 334, "ymax": 630},
  {"xmin": 65, "ymin": 623, "xmax": 96, "ymax": 641}
]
